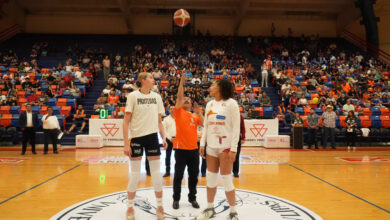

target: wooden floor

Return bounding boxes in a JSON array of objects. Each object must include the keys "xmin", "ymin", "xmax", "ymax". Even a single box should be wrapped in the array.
[{"xmin": 0, "ymin": 146, "xmax": 389, "ymax": 220}]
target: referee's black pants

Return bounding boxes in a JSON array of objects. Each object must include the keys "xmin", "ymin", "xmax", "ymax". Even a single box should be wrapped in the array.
[
  {"xmin": 173, "ymin": 149, "xmax": 199, "ymax": 202},
  {"xmin": 43, "ymin": 129, "xmax": 58, "ymax": 153}
]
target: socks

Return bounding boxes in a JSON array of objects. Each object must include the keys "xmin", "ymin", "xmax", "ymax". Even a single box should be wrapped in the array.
[
  {"xmin": 208, "ymin": 202, "xmax": 213, "ymax": 209},
  {"xmin": 127, "ymin": 199, "xmax": 134, "ymax": 208},
  {"xmin": 157, "ymin": 197, "xmax": 163, "ymax": 207},
  {"xmin": 230, "ymin": 205, "xmax": 236, "ymax": 213}
]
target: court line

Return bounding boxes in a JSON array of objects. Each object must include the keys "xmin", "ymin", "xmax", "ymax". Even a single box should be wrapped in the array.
[
  {"xmin": 289, "ymin": 164, "xmax": 390, "ymax": 214},
  {"xmin": 0, "ymin": 164, "xmax": 81, "ymax": 206}
]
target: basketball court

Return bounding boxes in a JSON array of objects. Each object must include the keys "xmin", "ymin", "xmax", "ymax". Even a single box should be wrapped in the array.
[{"xmin": 0, "ymin": 146, "xmax": 389, "ymax": 219}]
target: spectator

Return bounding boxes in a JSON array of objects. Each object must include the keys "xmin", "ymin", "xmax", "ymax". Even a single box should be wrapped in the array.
[
  {"xmin": 345, "ymin": 110, "xmax": 358, "ymax": 151},
  {"xmin": 306, "ymin": 108, "xmax": 320, "ymax": 149},
  {"xmin": 258, "ymin": 91, "xmax": 271, "ymax": 107},
  {"xmin": 19, "ymin": 104, "xmax": 39, "ymax": 155},
  {"xmin": 321, "ymin": 105, "xmax": 337, "ymax": 149},
  {"xmin": 103, "ymin": 55, "xmax": 111, "ymax": 80},
  {"xmin": 343, "ymin": 99, "xmax": 355, "ymax": 115},
  {"xmin": 66, "ymin": 105, "xmax": 87, "ymax": 134},
  {"xmin": 292, "ymin": 112, "xmax": 303, "ymax": 126},
  {"xmin": 108, "ymin": 91, "xmax": 119, "ymax": 105}
]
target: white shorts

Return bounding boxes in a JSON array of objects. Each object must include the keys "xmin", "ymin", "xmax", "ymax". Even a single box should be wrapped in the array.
[{"xmin": 206, "ymin": 147, "xmax": 230, "ymax": 157}]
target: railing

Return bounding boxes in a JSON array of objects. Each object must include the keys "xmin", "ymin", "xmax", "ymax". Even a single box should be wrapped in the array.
[
  {"xmin": 341, "ymin": 29, "xmax": 390, "ymax": 64},
  {"xmin": 0, "ymin": 24, "xmax": 22, "ymax": 43}
]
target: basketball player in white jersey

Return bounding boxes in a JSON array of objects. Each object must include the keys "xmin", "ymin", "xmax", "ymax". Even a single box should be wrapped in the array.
[
  {"xmin": 123, "ymin": 72, "xmax": 168, "ymax": 220},
  {"xmin": 197, "ymin": 79, "xmax": 241, "ymax": 220}
]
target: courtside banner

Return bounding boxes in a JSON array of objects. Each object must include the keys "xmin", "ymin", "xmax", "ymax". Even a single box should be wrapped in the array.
[
  {"xmin": 243, "ymin": 118, "xmax": 279, "ymax": 147},
  {"xmin": 89, "ymin": 119, "xmax": 126, "ymax": 146}
]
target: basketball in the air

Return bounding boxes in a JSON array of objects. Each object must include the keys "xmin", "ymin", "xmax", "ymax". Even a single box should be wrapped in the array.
[{"xmin": 173, "ymin": 9, "xmax": 190, "ymax": 27}]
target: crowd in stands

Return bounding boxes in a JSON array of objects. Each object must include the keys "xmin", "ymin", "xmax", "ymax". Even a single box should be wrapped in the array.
[{"xmin": 1, "ymin": 34, "xmax": 390, "ymax": 145}]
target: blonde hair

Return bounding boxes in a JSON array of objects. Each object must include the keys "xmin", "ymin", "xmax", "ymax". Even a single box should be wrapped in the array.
[{"xmin": 136, "ymin": 72, "xmax": 150, "ymax": 88}]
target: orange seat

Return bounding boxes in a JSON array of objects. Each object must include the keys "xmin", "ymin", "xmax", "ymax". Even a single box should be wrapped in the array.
[
  {"xmin": 239, "ymin": 107, "xmax": 243, "ymax": 113},
  {"xmin": 215, "ymin": 75, "xmax": 220, "ymax": 80},
  {"xmin": 20, "ymin": 105, "xmax": 26, "ymax": 113},
  {"xmin": 90, "ymin": 115, "xmax": 100, "ymax": 119},
  {"xmin": 359, "ymin": 116, "xmax": 371, "ymax": 128},
  {"xmin": 0, "ymin": 118, "xmax": 12, "ymax": 127},
  {"xmin": 304, "ymin": 107, "xmax": 311, "ymax": 116},
  {"xmin": 363, "ymin": 108, "xmax": 372, "ymax": 116},
  {"xmin": 339, "ymin": 116, "xmax": 347, "ymax": 128},
  {"xmin": 235, "ymin": 87, "xmax": 244, "ymax": 94},
  {"xmin": 57, "ymin": 98, "xmax": 67, "ymax": 106},
  {"xmin": 36, "ymin": 91, "xmax": 42, "ymax": 96},
  {"xmin": 15, "ymin": 85, "xmax": 22, "ymax": 90},
  {"xmin": 40, "ymin": 106, "xmax": 48, "ymax": 115},
  {"xmin": 380, "ymin": 116, "xmax": 390, "ymax": 128},
  {"xmin": 17, "ymin": 98, "xmax": 28, "ymax": 106},
  {"xmin": 0, "ymin": 106, "xmax": 11, "ymax": 114},
  {"xmin": 310, "ymin": 93, "xmax": 319, "ymax": 99},
  {"xmin": 51, "ymin": 85, "xmax": 57, "ymax": 90},
  {"xmin": 41, "ymin": 68, "xmax": 50, "ymax": 73},
  {"xmin": 27, "ymin": 73, "xmax": 36, "ymax": 79},
  {"xmin": 0, "ymin": 84, "xmax": 4, "ymax": 90},
  {"xmin": 380, "ymin": 108, "xmax": 390, "ymax": 116},
  {"xmin": 120, "ymin": 107, "xmax": 125, "ymax": 112},
  {"xmin": 60, "ymin": 106, "xmax": 72, "ymax": 117},
  {"xmin": 9, "ymin": 68, "xmax": 17, "ymax": 72},
  {"xmin": 252, "ymin": 87, "xmax": 261, "ymax": 93},
  {"xmin": 1, "ymin": 91, "xmax": 7, "ymax": 95},
  {"xmin": 160, "ymin": 80, "xmax": 169, "ymax": 87},
  {"xmin": 17, "ymin": 91, "xmax": 26, "ymax": 98}
]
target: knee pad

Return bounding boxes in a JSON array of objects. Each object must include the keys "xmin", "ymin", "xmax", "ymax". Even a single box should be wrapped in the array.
[
  {"xmin": 149, "ymin": 159, "xmax": 163, "ymax": 192},
  {"xmin": 221, "ymin": 174, "xmax": 235, "ymax": 192},
  {"xmin": 127, "ymin": 160, "xmax": 141, "ymax": 192},
  {"xmin": 206, "ymin": 171, "xmax": 218, "ymax": 188}
]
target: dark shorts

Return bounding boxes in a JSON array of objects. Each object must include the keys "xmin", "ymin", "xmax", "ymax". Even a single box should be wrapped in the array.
[
  {"xmin": 73, "ymin": 119, "xmax": 85, "ymax": 126},
  {"xmin": 130, "ymin": 133, "xmax": 161, "ymax": 157}
]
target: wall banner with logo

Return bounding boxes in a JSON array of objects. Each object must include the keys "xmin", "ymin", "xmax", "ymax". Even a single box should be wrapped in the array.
[
  {"xmin": 89, "ymin": 119, "xmax": 127, "ymax": 146},
  {"xmin": 243, "ymin": 118, "xmax": 279, "ymax": 147}
]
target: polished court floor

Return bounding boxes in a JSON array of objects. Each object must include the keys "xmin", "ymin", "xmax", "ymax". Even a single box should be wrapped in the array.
[{"xmin": 0, "ymin": 146, "xmax": 389, "ymax": 220}]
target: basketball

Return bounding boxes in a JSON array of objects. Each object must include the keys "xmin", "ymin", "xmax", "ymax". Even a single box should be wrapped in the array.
[{"xmin": 173, "ymin": 9, "xmax": 190, "ymax": 27}]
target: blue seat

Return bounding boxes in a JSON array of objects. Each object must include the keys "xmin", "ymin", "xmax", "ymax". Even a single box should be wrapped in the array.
[
  {"xmin": 41, "ymin": 85, "xmax": 49, "ymax": 91},
  {"xmin": 263, "ymin": 107, "xmax": 274, "ymax": 117},
  {"xmin": 325, "ymin": 81, "xmax": 333, "ymax": 88},
  {"xmin": 63, "ymin": 92, "xmax": 72, "ymax": 98},
  {"xmin": 315, "ymin": 108, "xmax": 323, "ymax": 115},
  {"xmin": 251, "ymin": 100, "xmax": 260, "ymax": 107},
  {"xmin": 52, "ymin": 106, "xmax": 61, "ymax": 115},
  {"xmin": 370, "ymin": 116, "xmax": 381, "ymax": 128},
  {"xmin": 35, "ymin": 73, "xmax": 42, "ymax": 80},
  {"xmin": 296, "ymin": 75, "xmax": 304, "ymax": 82},
  {"xmin": 47, "ymin": 98, "xmax": 57, "ymax": 106},
  {"xmin": 250, "ymin": 80, "xmax": 259, "ymax": 87},
  {"xmin": 295, "ymin": 107, "xmax": 304, "ymax": 115},
  {"xmin": 77, "ymin": 85, "xmax": 86, "ymax": 95},
  {"xmin": 32, "ymin": 106, "xmax": 41, "ymax": 113},
  {"xmin": 371, "ymin": 107, "xmax": 381, "ymax": 116},
  {"xmin": 214, "ymin": 70, "xmax": 222, "ymax": 75},
  {"xmin": 230, "ymin": 70, "xmax": 238, "ymax": 75},
  {"xmin": 10, "ymin": 106, "xmax": 20, "ymax": 114},
  {"xmin": 57, "ymin": 115, "xmax": 65, "ymax": 127},
  {"xmin": 336, "ymin": 117, "xmax": 340, "ymax": 128}
]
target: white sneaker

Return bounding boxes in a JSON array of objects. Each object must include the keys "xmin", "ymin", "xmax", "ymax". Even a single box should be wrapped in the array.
[
  {"xmin": 226, "ymin": 212, "xmax": 239, "ymax": 220},
  {"xmin": 196, "ymin": 208, "xmax": 216, "ymax": 220},
  {"xmin": 347, "ymin": 146, "xmax": 350, "ymax": 151}
]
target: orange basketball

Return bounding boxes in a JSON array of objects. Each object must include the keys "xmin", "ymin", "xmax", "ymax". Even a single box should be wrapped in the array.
[{"xmin": 173, "ymin": 9, "xmax": 190, "ymax": 27}]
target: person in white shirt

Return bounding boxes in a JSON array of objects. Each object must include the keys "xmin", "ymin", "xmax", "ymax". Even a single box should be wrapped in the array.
[
  {"xmin": 261, "ymin": 63, "xmax": 268, "ymax": 87},
  {"xmin": 42, "ymin": 106, "xmax": 62, "ymax": 154},
  {"xmin": 162, "ymin": 106, "xmax": 176, "ymax": 177},
  {"xmin": 123, "ymin": 72, "xmax": 167, "ymax": 220},
  {"xmin": 102, "ymin": 56, "xmax": 110, "ymax": 81},
  {"xmin": 198, "ymin": 79, "xmax": 240, "ymax": 220},
  {"xmin": 343, "ymin": 99, "xmax": 355, "ymax": 115}
]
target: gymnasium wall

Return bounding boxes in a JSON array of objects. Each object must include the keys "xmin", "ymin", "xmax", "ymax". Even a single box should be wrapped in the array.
[{"xmin": 24, "ymin": 13, "xmax": 337, "ymax": 37}]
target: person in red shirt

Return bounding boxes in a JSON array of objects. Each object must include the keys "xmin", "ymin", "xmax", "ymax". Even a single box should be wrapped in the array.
[
  {"xmin": 172, "ymin": 74, "xmax": 203, "ymax": 210},
  {"xmin": 27, "ymin": 91, "xmax": 39, "ymax": 105},
  {"xmin": 63, "ymin": 72, "xmax": 74, "ymax": 87}
]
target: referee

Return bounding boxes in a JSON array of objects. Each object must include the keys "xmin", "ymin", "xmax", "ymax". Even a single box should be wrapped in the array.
[{"xmin": 163, "ymin": 106, "xmax": 176, "ymax": 177}]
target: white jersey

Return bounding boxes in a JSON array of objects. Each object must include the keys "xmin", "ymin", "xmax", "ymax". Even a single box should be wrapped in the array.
[
  {"xmin": 200, "ymin": 98, "xmax": 240, "ymax": 152},
  {"xmin": 125, "ymin": 90, "xmax": 164, "ymax": 138}
]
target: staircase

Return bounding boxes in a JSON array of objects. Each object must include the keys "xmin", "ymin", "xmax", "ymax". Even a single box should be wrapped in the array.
[{"xmin": 61, "ymin": 71, "xmax": 106, "ymax": 145}]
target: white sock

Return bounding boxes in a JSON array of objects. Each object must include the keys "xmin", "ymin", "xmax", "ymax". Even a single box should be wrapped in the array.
[
  {"xmin": 156, "ymin": 197, "xmax": 163, "ymax": 207},
  {"xmin": 127, "ymin": 199, "xmax": 134, "ymax": 208},
  {"xmin": 208, "ymin": 202, "xmax": 213, "ymax": 209},
  {"xmin": 230, "ymin": 205, "xmax": 236, "ymax": 213}
]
